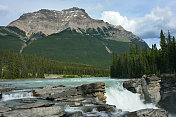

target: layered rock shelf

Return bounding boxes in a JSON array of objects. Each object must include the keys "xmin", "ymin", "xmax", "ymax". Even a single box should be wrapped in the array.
[
  {"xmin": 33, "ymin": 82, "xmax": 106, "ymax": 105},
  {"xmin": 124, "ymin": 109, "xmax": 168, "ymax": 117}
]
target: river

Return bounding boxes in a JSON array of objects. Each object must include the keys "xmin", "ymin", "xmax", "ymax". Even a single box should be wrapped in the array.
[{"xmin": 0, "ymin": 77, "xmax": 173, "ymax": 116}]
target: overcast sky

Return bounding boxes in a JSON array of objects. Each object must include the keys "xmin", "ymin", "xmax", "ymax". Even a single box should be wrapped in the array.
[{"xmin": 0, "ymin": 0, "xmax": 176, "ymax": 48}]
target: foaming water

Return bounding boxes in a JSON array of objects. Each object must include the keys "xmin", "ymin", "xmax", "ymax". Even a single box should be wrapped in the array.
[
  {"xmin": 1, "ymin": 90, "xmax": 34, "ymax": 101},
  {"xmin": 105, "ymin": 81, "xmax": 157, "ymax": 112}
]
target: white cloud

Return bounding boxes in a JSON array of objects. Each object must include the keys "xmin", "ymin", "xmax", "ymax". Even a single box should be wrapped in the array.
[
  {"xmin": 101, "ymin": 11, "xmax": 136, "ymax": 32},
  {"xmin": 101, "ymin": 7, "xmax": 176, "ymax": 38}
]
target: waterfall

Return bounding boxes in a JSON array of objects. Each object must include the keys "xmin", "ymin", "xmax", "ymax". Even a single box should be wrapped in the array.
[
  {"xmin": 1, "ymin": 90, "xmax": 34, "ymax": 101},
  {"xmin": 105, "ymin": 81, "xmax": 157, "ymax": 112}
]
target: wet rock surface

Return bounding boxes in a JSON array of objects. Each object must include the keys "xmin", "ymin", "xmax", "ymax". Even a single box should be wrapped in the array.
[
  {"xmin": 123, "ymin": 109, "xmax": 168, "ymax": 117},
  {"xmin": 65, "ymin": 111, "xmax": 83, "ymax": 117},
  {"xmin": 0, "ymin": 85, "xmax": 16, "ymax": 93},
  {"xmin": 123, "ymin": 74, "xmax": 161, "ymax": 104}
]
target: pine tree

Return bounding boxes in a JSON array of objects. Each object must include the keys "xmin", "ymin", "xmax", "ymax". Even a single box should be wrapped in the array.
[
  {"xmin": 160, "ymin": 30, "xmax": 168, "ymax": 73},
  {"xmin": 0, "ymin": 60, "xmax": 2, "ymax": 79},
  {"xmin": 21, "ymin": 55, "xmax": 28, "ymax": 78},
  {"xmin": 160, "ymin": 30, "xmax": 167, "ymax": 51},
  {"xmin": 173, "ymin": 36, "xmax": 176, "ymax": 71}
]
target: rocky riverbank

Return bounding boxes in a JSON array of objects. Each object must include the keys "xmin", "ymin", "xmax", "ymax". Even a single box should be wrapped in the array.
[{"xmin": 0, "ymin": 81, "xmax": 169, "ymax": 117}]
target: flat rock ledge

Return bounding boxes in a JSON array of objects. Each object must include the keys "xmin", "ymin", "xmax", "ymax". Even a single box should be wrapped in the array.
[
  {"xmin": 0, "ymin": 102, "xmax": 65, "ymax": 117},
  {"xmin": 123, "ymin": 74, "xmax": 161, "ymax": 104}
]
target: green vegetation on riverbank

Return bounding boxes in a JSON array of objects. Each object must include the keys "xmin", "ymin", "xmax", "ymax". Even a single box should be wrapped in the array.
[
  {"xmin": 0, "ymin": 50, "xmax": 109, "ymax": 79},
  {"xmin": 111, "ymin": 30, "xmax": 176, "ymax": 78}
]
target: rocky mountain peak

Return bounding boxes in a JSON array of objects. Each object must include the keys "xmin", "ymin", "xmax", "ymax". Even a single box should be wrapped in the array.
[{"xmin": 8, "ymin": 7, "xmax": 95, "ymax": 36}]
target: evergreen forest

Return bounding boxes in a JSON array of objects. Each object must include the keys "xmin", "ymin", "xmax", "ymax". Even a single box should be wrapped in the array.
[
  {"xmin": 0, "ymin": 50, "xmax": 109, "ymax": 79},
  {"xmin": 111, "ymin": 30, "xmax": 176, "ymax": 78}
]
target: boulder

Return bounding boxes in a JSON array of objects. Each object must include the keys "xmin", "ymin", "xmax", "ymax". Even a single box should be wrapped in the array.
[
  {"xmin": 69, "ymin": 101, "xmax": 83, "ymax": 107},
  {"xmin": 65, "ymin": 111, "xmax": 83, "ymax": 117},
  {"xmin": 123, "ymin": 109, "xmax": 168, "ymax": 117},
  {"xmin": 96, "ymin": 104, "xmax": 116, "ymax": 112},
  {"xmin": 123, "ymin": 74, "xmax": 161, "ymax": 104},
  {"xmin": 33, "ymin": 82, "xmax": 106, "ymax": 105}
]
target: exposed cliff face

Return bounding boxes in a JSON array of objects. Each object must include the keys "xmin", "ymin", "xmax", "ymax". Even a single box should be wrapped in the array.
[
  {"xmin": 159, "ymin": 77, "xmax": 176, "ymax": 114},
  {"xmin": 8, "ymin": 7, "xmax": 146, "ymax": 45},
  {"xmin": 123, "ymin": 75, "xmax": 161, "ymax": 104},
  {"xmin": 9, "ymin": 7, "xmax": 94, "ymax": 36}
]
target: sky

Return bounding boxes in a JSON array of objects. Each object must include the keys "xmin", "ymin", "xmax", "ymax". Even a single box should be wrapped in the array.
[{"xmin": 1, "ymin": 0, "xmax": 176, "ymax": 48}]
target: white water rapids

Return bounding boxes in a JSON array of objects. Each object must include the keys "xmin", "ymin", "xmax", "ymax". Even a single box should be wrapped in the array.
[
  {"xmin": 105, "ymin": 82, "xmax": 157, "ymax": 112},
  {"xmin": 1, "ymin": 89, "xmax": 34, "ymax": 101}
]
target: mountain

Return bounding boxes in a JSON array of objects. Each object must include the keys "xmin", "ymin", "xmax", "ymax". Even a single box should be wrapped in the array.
[
  {"xmin": 0, "ymin": 7, "xmax": 149, "ymax": 67},
  {"xmin": 8, "ymin": 7, "xmax": 146, "ymax": 45}
]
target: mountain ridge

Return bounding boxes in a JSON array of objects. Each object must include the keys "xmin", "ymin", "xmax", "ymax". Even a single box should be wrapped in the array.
[{"xmin": 8, "ymin": 7, "xmax": 146, "ymax": 46}]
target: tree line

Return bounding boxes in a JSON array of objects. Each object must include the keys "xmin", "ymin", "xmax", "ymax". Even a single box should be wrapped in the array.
[
  {"xmin": 111, "ymin": 30, "xmax": 176, "ymax": 78},
  {"xmin": 0, "ymin": 50, "xmax": 109, "ymax": 79}
]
